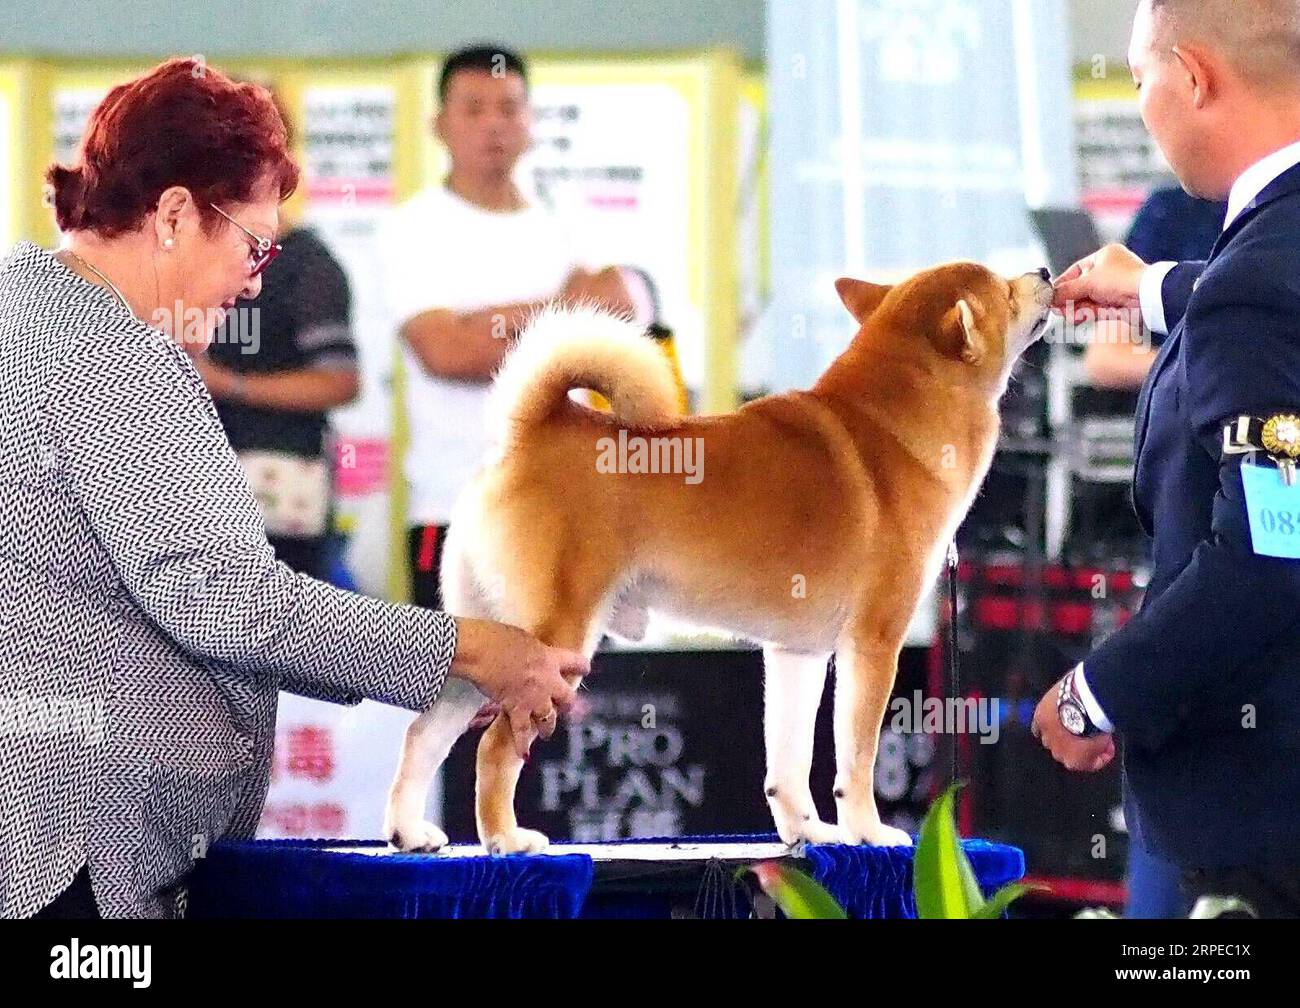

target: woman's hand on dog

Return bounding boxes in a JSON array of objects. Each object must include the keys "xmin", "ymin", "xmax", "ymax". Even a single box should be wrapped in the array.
[{"xmin": 448, "ymin": 618, "xmax": 587, "ymax": 758}]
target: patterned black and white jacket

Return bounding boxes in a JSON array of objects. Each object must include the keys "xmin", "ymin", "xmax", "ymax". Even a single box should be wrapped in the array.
[{"xmin": 0, "ymin": 241, "xmax": 457, "ymax": 918}]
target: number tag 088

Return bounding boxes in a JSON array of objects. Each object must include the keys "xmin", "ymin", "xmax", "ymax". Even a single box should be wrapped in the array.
[{"xmin": 1242, "ymin": 461, "xmax": 1300, "ymax": 558}]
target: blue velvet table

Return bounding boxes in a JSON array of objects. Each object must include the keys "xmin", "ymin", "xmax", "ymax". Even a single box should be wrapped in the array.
[{"xmin": 186, "ymin": 834, "xmax": 1024, "ymax": 919}]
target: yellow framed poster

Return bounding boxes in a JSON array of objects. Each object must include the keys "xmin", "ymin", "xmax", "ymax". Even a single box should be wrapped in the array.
[
  {"xmin": 0, "ymin": 59, "xmax": 57, "ymax": 248},
  {"xmin": 736, "ymin": 70, "xmax": 769, "ymax": 398},
  {"xmin": 1073, "ymin": 70, "xmax": 1171, "ymax": 240},
  {"xmin": 25, "ymin": 59, "xmax": 157, "ymax": 248},
  {"xmin": 527, "ymin": 51, "xmax": 741, "ymax": 414},
  {"xmin": 0, "ymin": 61, "xmax": 26, "ymax": 250}
]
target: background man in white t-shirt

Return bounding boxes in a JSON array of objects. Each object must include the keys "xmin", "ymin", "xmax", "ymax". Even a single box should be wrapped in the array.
[{"xmin": 382, "ymin": 45, "xmax": 632, "ymax": 609}]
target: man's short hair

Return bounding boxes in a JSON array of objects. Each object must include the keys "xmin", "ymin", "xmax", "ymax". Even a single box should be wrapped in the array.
[
  {"xmin": 1148, "ymin": 0, "xmax": 1300, "ymax": 90},
  {"xmin": 438, "ymin": 45, "xmax": 529, "ymax": 102}
]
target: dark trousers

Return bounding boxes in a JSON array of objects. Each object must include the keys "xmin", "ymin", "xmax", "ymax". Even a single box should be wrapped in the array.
[
  {"xmin": 31, "ymin": 863, "xmax": 100, "ymax": 919},
  {"xmin": 1127, "ymin": 843, "xmax": 1192, "ymax": 918},
  {"xmin": 407, "ymin": 524, "xmax": 450, "ymax": 610},
  {"xmin": 1181, "ymin": 864, "xmax": 1300, "ymax": 919}
]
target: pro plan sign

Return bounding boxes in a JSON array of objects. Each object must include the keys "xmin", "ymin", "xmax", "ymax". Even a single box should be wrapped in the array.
[
  {"xmin": 440, "ymin": 647, "xmax": 938, "ymax": 842},
  {"xmin": 536, "ymin": 689, "xmax": 706, "ymax": 840},
  {"xmin": 444, "ymin": 650, "xmax": 728, "ymax": 842}
]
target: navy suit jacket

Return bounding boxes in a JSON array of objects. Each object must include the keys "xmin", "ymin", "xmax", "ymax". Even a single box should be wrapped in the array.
[
  {"xmin": 1126, "ymin": 186, "xmax": 1227, "ymax": 267},
  {"xmin": 1084, "ymin": 162, "xmax": 1300, "ymax": 870}
]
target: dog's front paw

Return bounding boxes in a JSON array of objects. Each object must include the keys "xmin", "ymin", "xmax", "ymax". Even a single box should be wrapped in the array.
[
  {"xmin": 485, "ymin": 827, "xmax": 550, "ymax": 855},
  {"xmin": 850, "ymin": 822, "xmax": 914, "ymax": 848},
  {"xmin": 775, "ymin": 817, "xmax": 851, "ymax": 847},
  {"xmin": 800, "ymin": 819, "xmax": 854, "ymax": 846},
  {"xmin": 386, "ymin": 818, "xmax": 449, "ymax": 853}
]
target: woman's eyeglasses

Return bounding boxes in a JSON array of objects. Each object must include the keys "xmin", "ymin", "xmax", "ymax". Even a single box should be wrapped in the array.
[{"xmin": 209, "ymin": 203, "xmax": 281, "ymax": 277}]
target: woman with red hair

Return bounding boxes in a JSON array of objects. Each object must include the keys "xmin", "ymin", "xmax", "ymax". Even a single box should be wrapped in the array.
[{"xmin": 0, "ymin": 57, "xmax": 582, "ymax": 919}]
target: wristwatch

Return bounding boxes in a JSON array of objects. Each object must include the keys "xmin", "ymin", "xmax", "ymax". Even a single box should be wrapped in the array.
[{"xmin": 1057, "ymin": 667, "xmax": 1102, "ymax": 738}]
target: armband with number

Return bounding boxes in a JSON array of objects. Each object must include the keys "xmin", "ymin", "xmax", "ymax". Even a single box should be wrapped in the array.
[{"xmin": 1225, "ymin": 412, "xmax": 1300, "ymax": 557}]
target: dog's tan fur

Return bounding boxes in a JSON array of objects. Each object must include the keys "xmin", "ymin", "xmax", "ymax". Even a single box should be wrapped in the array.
[{"xmin": 385, "ymin": 261, "xmax": 1054, "ymax": 854}]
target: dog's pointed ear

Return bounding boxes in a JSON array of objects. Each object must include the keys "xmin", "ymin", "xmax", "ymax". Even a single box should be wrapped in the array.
[
  {"xmin": 943, "ymin": 298, "xmax": 985, "ymax": 364},
  {"xmin": 835, "ymin": 277, "xmax": 891, "ymax": 323}
]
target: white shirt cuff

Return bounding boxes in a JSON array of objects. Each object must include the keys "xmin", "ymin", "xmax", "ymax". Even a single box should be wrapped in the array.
[
  {"xmin": 1139, "ymin": 261, "xmax": 1177, "ymax": 337},
  {"xmin": 1073, "ymin": 661, "xmax": 1115, "ymax": 734}
]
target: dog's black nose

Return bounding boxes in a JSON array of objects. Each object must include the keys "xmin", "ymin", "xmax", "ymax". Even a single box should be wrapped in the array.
[{"xmin": 1037, "ymin": 267, "xmax": 1052, "ymax": 283}]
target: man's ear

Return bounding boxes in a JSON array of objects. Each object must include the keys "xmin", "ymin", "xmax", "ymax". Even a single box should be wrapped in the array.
[
  {"xmin": 1171, "ymin": 44, "xmax": 1215, "ymax": 109},
  {"xmin": 835, "ymin": 277, "xmax": 891, "ymax": 323},
  {"xmin": 943, "ymin": 298, "xmax": 984, "ymax": 364}
]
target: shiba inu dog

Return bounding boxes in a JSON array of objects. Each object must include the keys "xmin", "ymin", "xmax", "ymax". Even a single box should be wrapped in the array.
[{"xmin": 385, "ymin": 261, "xmax": 1054, "ymax": 854}]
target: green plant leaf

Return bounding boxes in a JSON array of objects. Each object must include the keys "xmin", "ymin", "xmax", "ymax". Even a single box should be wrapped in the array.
[
  {"xmin": 914, "ymin": 782, "xmax": 983, "ymax": 918},
  {"xmin": 742, "ymin": 861, "xmax": 848, "ymax": 919},
  {"xmin": 971, "ymin": 882, "xmax": 1033, "ymax": 919}
]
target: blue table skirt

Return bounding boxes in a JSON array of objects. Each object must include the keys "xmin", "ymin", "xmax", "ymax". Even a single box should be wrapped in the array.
[{"xmin": 187, "ymin": 834, "xmax": 1024, "ymax": 919}]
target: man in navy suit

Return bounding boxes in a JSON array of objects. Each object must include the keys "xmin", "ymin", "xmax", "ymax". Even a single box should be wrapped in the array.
[{"xmin": 1032, "ymin": 0, "xmax": 1300, "ymax": 916}]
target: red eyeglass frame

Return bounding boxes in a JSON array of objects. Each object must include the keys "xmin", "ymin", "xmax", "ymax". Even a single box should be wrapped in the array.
[{"xmin": 209, "ymin": 202, "xmax": 282, "ymax": 277}]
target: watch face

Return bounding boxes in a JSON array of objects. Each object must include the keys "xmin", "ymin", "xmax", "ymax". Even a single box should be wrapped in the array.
[{"xmin": 1060, "ymin": 702, "xmax": 1087, "ymax": 736}]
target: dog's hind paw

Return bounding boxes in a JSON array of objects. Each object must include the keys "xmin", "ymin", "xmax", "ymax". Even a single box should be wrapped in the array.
[
  {"xmin": 386, "ymin": 819, "xmax": 449, "ymax": 853},
  {"xmin": 485, "ymin": 827, "xmax": 550, "ymax": 855}
]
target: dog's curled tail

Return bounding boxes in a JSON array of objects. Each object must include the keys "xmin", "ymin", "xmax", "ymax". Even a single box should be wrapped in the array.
[{"xmin": 491, "ymin": 303, "xmax": 681, "ymax": 448}]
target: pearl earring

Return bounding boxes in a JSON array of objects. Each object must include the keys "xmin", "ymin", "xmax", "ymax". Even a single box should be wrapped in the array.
[{"xmin": 163, "ymin": 237, "xmax": 175, "ymax": 248}]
